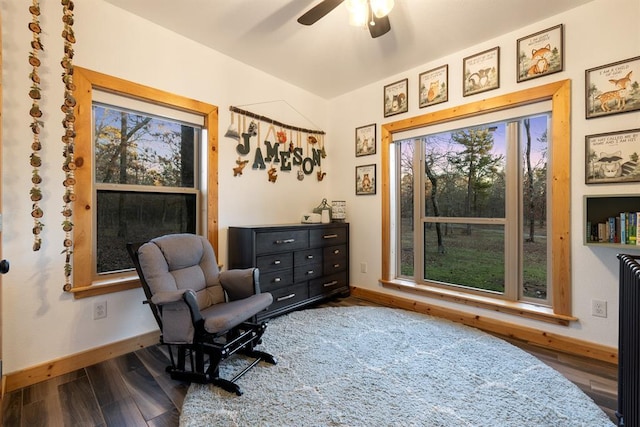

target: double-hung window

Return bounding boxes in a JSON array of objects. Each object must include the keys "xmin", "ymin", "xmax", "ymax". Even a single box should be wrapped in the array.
[
  {"xmin": 93, "ymin": 92, "xmax": 203, "ymax": 275},
  {"xmin": 70, "ymin": 67, "xmax": 218, "ymax": 298}
]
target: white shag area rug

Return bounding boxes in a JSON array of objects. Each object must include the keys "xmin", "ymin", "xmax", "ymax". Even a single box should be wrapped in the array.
[{"xmin": 180, "ymin": 306, "xmax": 614, "ymax": 427}]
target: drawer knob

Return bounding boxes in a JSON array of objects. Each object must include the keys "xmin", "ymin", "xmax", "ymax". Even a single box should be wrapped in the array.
[
  {"xmin": 273, "ymin": 260, "xmax": 281, "ymax": 265},
  {"xmin": 333, "ymin": 263, "xmax": 340, "ymax": 268},
  {"xmin": 333, "ymin": 249, "xmax": 340, "ymax": 254},
  {"xmin": 307, "ymin": 270, "xmax": 314, "ymax": 275},
  {"xmin": 306, "ymin": 255, "xmax": 314, "ymax": 259},
  {"xmin": 323, "ymin": 234, "xmax": 338, "ymax": 239},
  {"xmin": 274, "ymin": 277, "xmax": 281, "ymax": 282},
  {"xmin": 277, "ymin": 293, "xmax": 296, "ymax": 301},
  {"xmin": 276, "ymin": 238, "xmax": 295, "ymax": 244},
  {"xmin": 323, "ymin": 280, "xmax": 339, "ymax": 287}
]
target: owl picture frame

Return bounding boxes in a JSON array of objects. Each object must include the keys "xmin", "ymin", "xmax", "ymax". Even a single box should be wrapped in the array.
[
  {"xmin": 585, "ymin": 128, "xmax": 640, "ymax": 184},
  {"xmin": 355, "ymin": 164, "xmax": 376, "ymax": 195},
  {"xmin": 419, "ymin": 65, "xmax": 448, "ymax": 108}
]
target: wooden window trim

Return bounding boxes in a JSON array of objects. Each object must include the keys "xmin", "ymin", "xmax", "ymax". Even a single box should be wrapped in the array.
[
  {"xmin": 70, "ymin": 67, "xmax": 218, "ymax": 299},
  {"xmin": 380, "ymin": 80, "xmax": 572, "ymax": 318}
]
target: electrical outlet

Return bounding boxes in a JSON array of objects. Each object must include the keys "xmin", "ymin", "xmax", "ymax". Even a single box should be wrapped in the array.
[
  {"xmin": 94, "ymin": 301, "xmax": 107, "ymax": 320},
  {"xmin": 360, "ymin": 262, "xmax": 368, "ymax": 273},
  {"xmin": 591, "ymin": 299, "xmax": 607, "ymax": 318}
]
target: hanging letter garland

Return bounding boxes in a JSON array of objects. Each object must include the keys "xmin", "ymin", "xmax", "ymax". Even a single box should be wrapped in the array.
[
  {"xmin": 29, "ymin": 0, "xmax": 45, "ymax": 250},
  {"xmin": 228, "ymin": 106, "xmax": 327, "ymax": 182},
  {"xmin": 61, "ymin": 0, "xmax": 77, "ymax": 291}
]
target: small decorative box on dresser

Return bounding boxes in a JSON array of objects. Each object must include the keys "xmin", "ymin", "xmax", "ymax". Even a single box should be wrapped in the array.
[{"xmin": 228, "ymin": 223, "xmax": 350, "ymax": 321}]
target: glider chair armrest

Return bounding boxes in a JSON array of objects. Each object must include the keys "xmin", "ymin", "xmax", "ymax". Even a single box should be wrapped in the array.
[
  {"xmin": 219, "ymin": 268, "xmax": 261, "ymax": 301},
  {"xmin": 151, "ymin": 289, "xmax": 190, "ymax": 305}
]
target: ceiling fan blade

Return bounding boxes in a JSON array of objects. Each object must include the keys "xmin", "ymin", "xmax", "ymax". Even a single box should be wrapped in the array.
[
  {"xmin": 297, "ymin": 0, "xmax": 344, "ymax": 25},
  {"xmin": 368, "ymin": 14, "xmax": 391, "ymax": 38}
]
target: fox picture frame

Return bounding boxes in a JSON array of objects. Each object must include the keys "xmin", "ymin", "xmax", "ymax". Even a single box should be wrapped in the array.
[{"xmin": 517, "ymin": 24, "xmax": 564, "ymax": 83}]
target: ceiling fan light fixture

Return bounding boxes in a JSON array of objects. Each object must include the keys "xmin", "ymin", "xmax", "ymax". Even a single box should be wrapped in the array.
[
  {"xmin": 345, "ymin": 0, "xmax": 368, "ymax": 26},
  {"xmin": 370, "ymin": 0, "xmax": 394, "ymax": 18}
]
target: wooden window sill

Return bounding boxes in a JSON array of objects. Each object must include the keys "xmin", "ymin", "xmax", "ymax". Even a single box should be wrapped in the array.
[
  {"xmin": 380, "ymin": 279, "xmax": 577, "ymax": 326},
  {"xmin": 69, "ymin": 275, "xmax": 141, "ymax": 299}
]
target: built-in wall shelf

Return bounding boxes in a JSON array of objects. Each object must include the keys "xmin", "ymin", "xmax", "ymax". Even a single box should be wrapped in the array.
[{"xmin": 584, "ymin": 195, "xmax": 640, "ymax": 249}]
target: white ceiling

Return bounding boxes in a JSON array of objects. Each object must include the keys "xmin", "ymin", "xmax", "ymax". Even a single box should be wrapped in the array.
[{"xmin": 101, "ymin": 0, "xmax": 594, "ymax": 99}]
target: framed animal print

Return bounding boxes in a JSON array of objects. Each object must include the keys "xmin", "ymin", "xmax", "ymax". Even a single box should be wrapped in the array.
[
  {"xmin": 585, "ymin": 128, "xmax": 640, "ymax": 184},
  {"xmin": 355, "ymin": 123, "xmax": 376, "ymax": 157},
  {"xmin": 463, "ymin": 47, "xmax": 499, "ymax": 96},
  {"xmin": 585, "ymin": 56, "xmax": 640, "ymax": 119},
  {"xmin": 355, "ymin": 164, "xmax": 376, "ymax": 195},
  {"xmin": 419, "ymin": 65, "xmax": 448, "ymax": 108},
  {"xmin": 384, "ymin": 78, "xmax": 408, "ymax": 117},
  {"xmin": 517, "ymin": 24, "xmax": 564, "ymax": 82}
]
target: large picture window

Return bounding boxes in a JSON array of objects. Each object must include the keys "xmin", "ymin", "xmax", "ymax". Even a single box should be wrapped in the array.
[
  {"xmin": 70, "ymin": 68, "xmax": 218, "ymax": 298},
  {"xmin": 381, "ymin": 81, "xmax": 573, "ymax": 325},
  {"xmin": 396, "ymin": 115, "xmax": 549, "ymax": 304}
]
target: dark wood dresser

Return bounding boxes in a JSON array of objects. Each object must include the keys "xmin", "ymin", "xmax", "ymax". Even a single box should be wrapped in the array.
[{"xmin": 228, "ymin": 223, "xmax": 350, "ymax": 320}]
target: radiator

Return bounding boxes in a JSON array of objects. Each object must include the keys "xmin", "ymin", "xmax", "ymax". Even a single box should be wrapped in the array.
[{"xmin": 617, "ymin": 254, "xmax": 640, "ymax": 427}]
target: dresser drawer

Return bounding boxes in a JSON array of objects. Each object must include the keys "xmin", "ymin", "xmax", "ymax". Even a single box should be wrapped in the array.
[
  {"xmin": 268, "ymin": 284, "xmax": 309, "ymax": 312},
  {"xmin": 294, "ymin": 262, "xmax": 322, "ymax": 282},
  {"xmin": 259, "ymin": 269, "xmax": 294, "ymax": 292},
  {"xmin": 324, "ymin": 244, "xmax": 347, "ymax": 261},
  {"xmin": 322, "ymin": 258, "xmax": 347, "ymax": 276},
  {"xmin": 294, "ymin": 248, "xmax": 322, "ymax": 266},
  {"xmin": 257, "ymin": 252, "xmax": 293, "ymax": 272},
  {"xmin": 310, "ymin": 226, "xmax": 348, "ymax": 247},
  {"xmin": 309, "ymin": 271, "xmax": 348, "ymax": 297},
  {"xmin": 256, "ymin": 230, "xmax": 309, "ymax": 254}
]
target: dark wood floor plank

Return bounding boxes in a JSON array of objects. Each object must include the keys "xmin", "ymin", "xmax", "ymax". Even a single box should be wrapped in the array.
[
  {"xmin": 100, "ymin": 395, "xmax": 148, "ymax": 427},
  {"xmin": 22, "ymin": 369, "xmax": 86, "ymax": 406},
  {"xmin": 146, "ymin": 408, "xmax": 180, "ymax": 427},
  {"xmin": 1, "ymin": 390, "xmax": 22, "ymax": 427},
  {"xmin": 58, "ymin": 376, "xmax": 105, "ymax": 426},
  {"xmin": 22, "ymin": 394, "xmax": 65, "ymax": 427},
  {"xmin": 152, "ymin": 374, "xmax": 188, "ymax": 412},
  {"xmin": 121, "ymin": 367, "xmax": 174, "ymax": 421},
  {"xmin": 86, "ymin": 359, "xmax": 131, "ymax": 408},
  {"xmin": 134, "ymin": 346, "xmax": 171, "ymax": 378}
]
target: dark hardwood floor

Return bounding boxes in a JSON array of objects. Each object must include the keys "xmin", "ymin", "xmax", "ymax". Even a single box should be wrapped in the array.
[{"xmin": 1, "ymin": 296, "xmax": 618, "ymax": 426}]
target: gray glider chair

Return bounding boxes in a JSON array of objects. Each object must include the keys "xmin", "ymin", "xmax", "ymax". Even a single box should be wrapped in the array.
[{"xmin": 127, "ymin": 233, "xmax": 276, "ymax": 396}]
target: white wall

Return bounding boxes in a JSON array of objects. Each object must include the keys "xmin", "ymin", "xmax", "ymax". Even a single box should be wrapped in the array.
[
  {"xmin": 1, "ymin": 0, "xmax": 637, "ymax": 375},
  {"xmin": 1, "ymin": 0, "xmax": 329, "ymax": 373},
  {"xmin": 329, "ymin": 0, "xmax": 640, "ymax": 348}
]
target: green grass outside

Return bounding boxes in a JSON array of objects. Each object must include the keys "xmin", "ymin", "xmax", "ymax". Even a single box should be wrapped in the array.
[{"xmin": 401, "ymin": 221, "xmax": 547, "ymax": 299}]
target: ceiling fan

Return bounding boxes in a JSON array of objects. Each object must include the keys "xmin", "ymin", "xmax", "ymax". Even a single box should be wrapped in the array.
[{"xmin": 297, "ymin": 0, "xmax": 393, "ymax": 39}]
